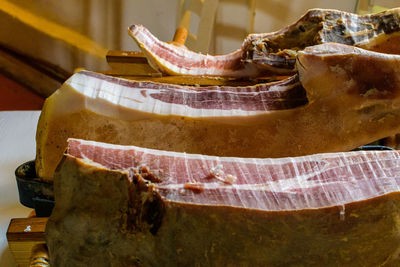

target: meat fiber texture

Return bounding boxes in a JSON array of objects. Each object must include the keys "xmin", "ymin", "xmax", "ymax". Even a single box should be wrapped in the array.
[
  {"xmin": 128, "ymin": 8, "xmax": 400, "ymax": 77},
  {"xmin": 36, "ymin": 43, "xmax": 400, "ymax": 181},
  {"xmin": 46, "ymin": 138, "xmax": 400, "ymax": 266}
]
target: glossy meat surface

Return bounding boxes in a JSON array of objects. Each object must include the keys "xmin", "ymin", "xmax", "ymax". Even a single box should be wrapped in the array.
[
  {"xmin": 68, "ymin": 138, "xmax": 400, "ymax": 211},
  {"xmin": 46, "ymin": 139, "xmax": 400, "ymax": 266}
]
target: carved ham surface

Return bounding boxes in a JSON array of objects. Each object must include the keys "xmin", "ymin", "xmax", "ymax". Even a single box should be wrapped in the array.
[
  {"xmin": 65, "ymin": 139, "xmax": 400, "ymax": 211},
  {"xmin": 36, "ymin": 43, "xmax": 400, "ymax": 181},
  {"xmin": 46, "ymin": 138, "xmax": 400, "ymax": 266},
  {"xmin": 128, "ymin": 24, "xmax": 260, "ymax": 77},
  {"xmin": 129, "ymin": 8, "xmax": 400, "ymax": 77}
]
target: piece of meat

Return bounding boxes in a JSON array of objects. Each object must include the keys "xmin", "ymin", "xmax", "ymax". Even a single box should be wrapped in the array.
[
  {"xmin": 128, "ymin": 24, "xmax": 260, "ymax": 77},
  {"xmin": 129, "ymin": 8, "xmax": 400, "ymax": 77},
  {"xmin": 35, "ymin": 43, "xmax": 400, "ymax": 181},
  {"xmin": 46, "ymin": 138, "xmax": 400, "ymax": 266},
  {"xmin": 35, "ymin": 72, "xmax": 306, "ymax": 180},
  {"xmin": 244, "ymin": 8, "xmax": 400, "ymax": 70}
]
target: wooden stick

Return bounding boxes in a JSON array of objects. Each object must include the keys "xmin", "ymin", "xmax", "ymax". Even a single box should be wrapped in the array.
[
  {"xmin": 172, "ymin": 27, "xmax": 188, "ymax": 46},
  {"xmin": 29, "ymin": 244, "xmax": 50, "ymax": 267}
]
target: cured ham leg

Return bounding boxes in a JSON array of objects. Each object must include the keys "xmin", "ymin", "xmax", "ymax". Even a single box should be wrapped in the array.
[
  {"xmin": 35, "ymin": 72, "xmax": 306, "ymax": 180},
  {"xmin": 129, "ymin": 8, "xmax": 400, "ymax": 77},
  {"xmin": 36, "ymin": 43, "xmax": 400, "ymax": 181},
  {"xmin": 46, "ymin": 138, "xmax": 400, "ymax": 266}
]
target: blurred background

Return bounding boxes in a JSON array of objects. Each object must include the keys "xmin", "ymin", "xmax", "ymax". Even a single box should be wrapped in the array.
[{"xmin": 0, "ymin": 0, "xmax": 398, "ymax": 109}]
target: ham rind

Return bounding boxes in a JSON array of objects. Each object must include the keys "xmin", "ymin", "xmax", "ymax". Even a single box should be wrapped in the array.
[
  {"xmin": 36, "ymin": 43, "xmax": 400, "ymax": 181},
  {"xmin": 46, "ymin": 138, "xmax": 400, "ymax": 266},
  {"xmin": 82, "ymin": 70, "xmax": 306, "ymax": 112},
  {"xmin": 129, "ymin": 8, "xmax": 400, "ymax": 77}
]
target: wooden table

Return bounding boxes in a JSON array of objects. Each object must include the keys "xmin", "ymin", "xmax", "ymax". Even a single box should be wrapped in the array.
[{"xmin": 0, "ymin": 111, "xmax": 40, "ymax": 266}]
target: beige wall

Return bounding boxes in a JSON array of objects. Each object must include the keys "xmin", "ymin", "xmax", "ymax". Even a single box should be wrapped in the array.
[
  {"xmin": 121, "ymin": 0, "xmax": 179, "ymax": 52},
  {"xmin": 214, "ymin": 0, "xmax": 356, "ymax": 54},
  {"xmin": 0, "ymin": 0, "xmax": 363, "ymax": 72},
  {"xmin": 121, "ymin": 0, "xmax": 357, "ymax": 54}
]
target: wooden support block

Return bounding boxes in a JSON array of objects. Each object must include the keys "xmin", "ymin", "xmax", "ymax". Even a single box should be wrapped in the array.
[
  {"xmin": 100, "ymin": 70, "xmax": 290, "ymax": 87},
  {"xmin": 7, "ymin": 218, "xmax": 47, "ymax": 242},
  {"xmin": 7, "ymin": 218, "xmax": 47, "ymax": 267},
  {"xmin": 106, "ymin": 50, "xmax": 158, "ymax": 76}
]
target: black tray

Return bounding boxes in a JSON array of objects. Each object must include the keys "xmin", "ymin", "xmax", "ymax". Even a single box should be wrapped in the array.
[
  {"xmin": 15, "ymin": 160, "xmax": 54, "ymax": 217},
  {"xmin": 352, "ymin": 145, "xmax": 394, "ymax": 151}
]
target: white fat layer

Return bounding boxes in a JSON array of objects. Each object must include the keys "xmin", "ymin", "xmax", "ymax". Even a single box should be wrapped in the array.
[
  {"xmin": 301, "ymin": 42, "xmax": 400, "ymax": 59},
  {"xmin": 66, "ymin": 71, "xmax": 277, "ymax": 118},
  {"xmin": 70, "ymin": 137, "xmax": 392, "ymax": 164},
  {"xmin": 151, "ymin": 48, "xmax": 254, "ymax": 77},
  {"xmin": 130, "ymin": 25, "xmax": 259, "ymax": 77}
]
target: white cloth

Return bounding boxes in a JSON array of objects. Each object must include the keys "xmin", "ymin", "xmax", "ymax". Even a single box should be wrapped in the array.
[{"xmin": 0, "ymin": 111, "xmax": 40, "ymax": 267}]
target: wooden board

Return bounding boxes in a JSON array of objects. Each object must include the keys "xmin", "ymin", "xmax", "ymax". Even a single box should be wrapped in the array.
[
  {"xmin": 7, "ymin": 218, "xmax": 47, "ymax": 266},
  {"xmin": 105, "ymin": 50, "xmax": 290, "ymax": 85},
  {"xmin": 106, "ymin": 50, "xmax": 158, "ymax": 76}
]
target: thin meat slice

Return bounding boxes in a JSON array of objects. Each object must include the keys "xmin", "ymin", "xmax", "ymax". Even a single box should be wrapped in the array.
[
  {"xmin": 36, "ymin": 43, "xmax": 400, "ymax": 181},
  {"xmin": 129, "ymin": 8, "xmax": 400, "ymax": 77},
  {"xmin": 46, "ymin": 138, "xmax": 400, "ymax": 266},
  {"xmin": 128, "ymin": 24, "xmax": 260, "ymax": 77}
]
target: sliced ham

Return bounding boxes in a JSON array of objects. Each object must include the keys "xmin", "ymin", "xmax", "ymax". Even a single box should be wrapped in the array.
[
  {"xmin": 128, "ymin": 24, "xmax": 260, "ymax": 77},
  {"xmin": 46, "ymin": 138, "xmax": 400, "ymax": 266},
  {"xmin": 36, "ymin": 43, "xmax": 400, "ymax": 181},
  {"xmin": 129, "ymin": 8, "xmax": 400, "ymax": 77}
]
